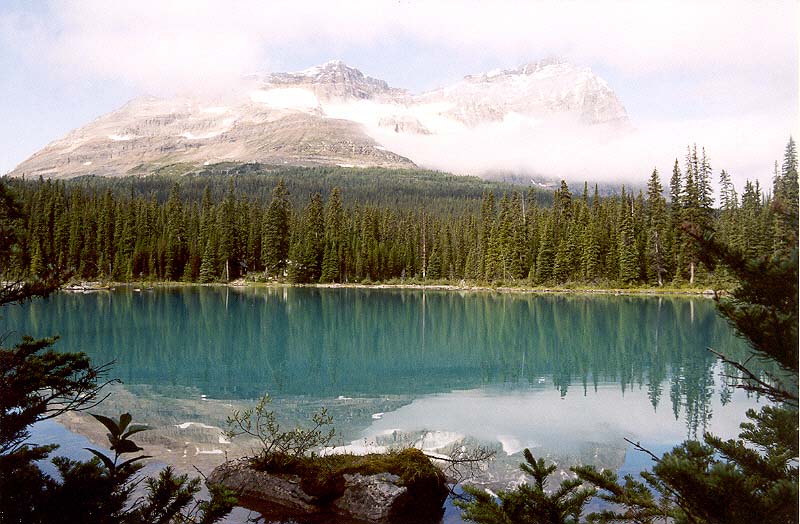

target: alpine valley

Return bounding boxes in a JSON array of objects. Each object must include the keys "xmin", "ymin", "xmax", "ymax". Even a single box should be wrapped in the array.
[{"xmin": 8, "ymin": 59, "xmax": 629, "ymax": 179}]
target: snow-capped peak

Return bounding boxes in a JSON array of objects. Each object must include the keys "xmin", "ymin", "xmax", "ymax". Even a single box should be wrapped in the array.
[
  {"xmin": 437, "ymin": 59, "xmax": 627, "ymax": 126},
  {"xmin": 295, "ymin": 59, "xmax": 350, "ymax": 77},
  {"xmin": 267, "ymin": 60, "xmax": 394, "ymax": 101}
]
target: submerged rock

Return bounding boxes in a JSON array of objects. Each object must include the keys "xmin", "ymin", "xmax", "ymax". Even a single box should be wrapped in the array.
[{"xmin": 207, "ymin": 451, "xmax": 447, "ymax": 523}]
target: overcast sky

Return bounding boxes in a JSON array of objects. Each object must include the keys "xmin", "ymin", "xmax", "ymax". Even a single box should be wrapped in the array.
[{"xmin": 1, "ymin": 0, "xmax": 797, "ymax": 187}]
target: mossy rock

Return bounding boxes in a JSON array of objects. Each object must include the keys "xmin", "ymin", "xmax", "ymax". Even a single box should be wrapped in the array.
[{"xmin": 212, "ymin": 449, "xmax": 448, "ymax": 523}]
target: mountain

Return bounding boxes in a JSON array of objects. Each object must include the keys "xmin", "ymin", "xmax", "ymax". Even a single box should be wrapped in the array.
[{"xmin": 8, "ymin": 59, "xmax": 629, "ymax": 179}]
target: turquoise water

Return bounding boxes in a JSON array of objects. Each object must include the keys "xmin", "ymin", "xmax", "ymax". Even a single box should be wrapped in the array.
[{"xmin": 5, "ymin": 287, "xmax": 765, "ymax": 520}]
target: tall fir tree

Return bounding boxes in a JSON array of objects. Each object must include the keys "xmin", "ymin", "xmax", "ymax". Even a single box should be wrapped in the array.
[
  {"xmin": 645, "ymin": 169, "xmax": 668, "ymax": 285},
  {"xmin": 618, "ymin": 196, "xmax": 639, "ymax": 284},
  {"xmin": 320, "ymin": 187, "xmax": 345, "ymax": 282},
  {"xmin": 261, "ymin": 179, "xmax": 292, "ymax": 278}
]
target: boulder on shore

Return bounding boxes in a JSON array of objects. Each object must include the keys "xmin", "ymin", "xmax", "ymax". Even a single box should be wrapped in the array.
[{"xmin": 207, "ymin": 453, "xmax": 447, "ymax": 523}]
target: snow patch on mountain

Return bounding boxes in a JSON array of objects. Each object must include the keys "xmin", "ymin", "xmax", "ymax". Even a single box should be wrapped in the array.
[{"xmin": 108, "ymin": 134, "xmax": 136, "ymax": 141}]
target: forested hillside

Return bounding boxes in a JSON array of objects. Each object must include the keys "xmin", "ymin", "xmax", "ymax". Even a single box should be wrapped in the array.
[{"xmin": 3, "ymin": 141, "xmax": 797, "ymax": 287}]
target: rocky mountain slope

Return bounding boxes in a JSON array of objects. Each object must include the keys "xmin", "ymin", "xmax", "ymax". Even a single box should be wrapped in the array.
[{"xmin": 9, "ymin": 59, "xmax": 629, "ymax": 179}]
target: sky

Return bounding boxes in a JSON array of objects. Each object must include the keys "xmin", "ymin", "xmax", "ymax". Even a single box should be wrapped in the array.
[{"xmin": 1, "ymin": 0, "xmax": 798, "ymax": 188}]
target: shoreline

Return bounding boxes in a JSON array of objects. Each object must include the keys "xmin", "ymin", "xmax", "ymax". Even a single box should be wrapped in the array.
[{"xmin": 63, "ymin": 279, "xmax": 723, "ymax": 297}]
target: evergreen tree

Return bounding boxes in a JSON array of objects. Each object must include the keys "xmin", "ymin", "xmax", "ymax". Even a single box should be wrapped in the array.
[
  {"xmin": 163, "ymin": 184, "xmax": 186, "ymax": 281},
  {"xmin": 679, "ymin": 149, "xmax": 706, "ymax": 284},
  {"xmin": 66, "ymin": 190, "xmax": 83, "ymax": 272},
  {"xmin": 245, "ymin": 203, "xmax": 263, "ymax": 274},
  {"xmin": 199, "ymin": 235, "xmax": 218, "ymax": 284},
  {"xmin": 96, "ymin": 190, "xmax": 116, "ymax": 278},
  {"xmin": 668, "ymin": 159, "xmax": 683, "ymax": 280},
  {"xmin": 718, "ymin": 169, "xmax": 737, "ymax": 211},
  {"xmin": 218, "ymin": 181, "xmax": 238, "ymax": 281},
  {"xmin": 288, "ymin": 193, "xmax": 324, "ymax": 283},
  {"xmin": 645, "ymin": 169, "xmax": 668, "ymax": 285},
  {"xmin": 556, "ymin": 180, "xmax": 573, "ymax": 224},
  {"xmin": 717, "ymin": 169, "xmax": 739, "ymax": 253},
  {"xmin": 479, "ymin": 192, "xmax": 496, "ymax": 277},
  {"xmin": 457, "ymin": 449, "xmax": 595, "ymax": 524},
  {"xmin": 426, "ymin": 236, "xmax": 442, "ymax": 280},
  {"xmin": 773, "ymin": 137, "xmax": 799, "ymax": 253},
  {"xmin": 580, "ymin": 218, "xmax": 600, "ymax": 281},
  {"xmin": 618, "ymin": 197, "xmax": 639, "ymax": 284},
  {"xmin": 534, "ymin": 218, "xmax": 555, "ymax": 283},
  {"xmin": 261, "ymin": 180, "xmax": 292, "ymax": 278},
  {"xmin": 321, "ymin": 188, "xmax": 345, "ymax": 283},
  {"xmin": 698, "ymin": 146, "xmax": 715, "ymax": 211}
]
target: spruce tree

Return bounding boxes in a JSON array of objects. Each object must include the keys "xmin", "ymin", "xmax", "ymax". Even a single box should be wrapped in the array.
[
  {"xmin": 426, "ymin": 236, "xmax": 442, "ymax": 280},
  {"xmin": 773, "ymin": 137, "xmax": 799, "ymax": 253},
  {"xmin": 668, "ymin": 159, "xmax": 683, "ymax": 280},
  {"xmin": 645, "ymin": 169, "xmax": 668, "ymax": 285},
  {"xmin": 163, "ymin": 184, "xmax": 186, "ymax": 281},
  {"xmin": 534, "ymin": 218, "xmax": 555, "ymax": 283},
  {"xmin": 289, "ymin": 193, "xmax": 325, "ymax": 283},
  {"xmin": 679, "ymin": 150, "xmax": 705, "ymax": 284},
  {"xmin": 618, "ymin": 197, "xmax": 639, "ymax": 284},
  {"xmin": 199, "ymin": 236, "xmax": 218, "ymax": 283},
  {"xmin": 66, "ymin": 190, "xmax": 83, "ymax": 272},
  {"xmin": 580, "ymin": 219, "xmax": 600, "ymax": 281},
  {"xmin": 457, "ymin": 449, "xmax": 595, "ymax": 524},
  {"xmin": 218, "ymin": 181, "xmax": 238, "ymax": 281},
  {"xmin": 320, "ymin": 188, "xmax": 344, "ymax": 283},
  {"xmin": 261, "ymin": 180, "xmax": 292, "ymax": 278},
  {"xmin": 479, "ymin": 192, "xmax": 496, "ymax": 276}
]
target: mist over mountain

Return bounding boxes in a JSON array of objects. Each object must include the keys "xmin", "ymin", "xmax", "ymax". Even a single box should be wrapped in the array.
[{"xmin": 8, "ymin": 59, "xmax": 630, "ymax": 180}]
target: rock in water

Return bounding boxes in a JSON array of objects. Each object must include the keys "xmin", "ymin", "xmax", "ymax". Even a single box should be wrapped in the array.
[
  {"xmin": 206, "ymin": 461, "xmax": 317, "ymax": 512},
  {"xmin": 333, "ymin": 473, "xmax": 408, "ymax": 521},
  {"xmin": 207, "ymin": 455, "xmax": 447, "ymax": 523}
]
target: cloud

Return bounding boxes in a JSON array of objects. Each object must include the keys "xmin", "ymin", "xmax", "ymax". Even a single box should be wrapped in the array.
[
  {"xmin": 4, "ymin": 1, "xmax": 796, "ymax": 93},
  {"xmin": 1, "ymin": 0, "xmax": 796, "ymax": 181},
  {"xmin": 369, "ymin": 109, "xmax": 793, "ymax": 192},
  {"xmin": 364, "ymin": 385, "xmax": 758, "ymax": 453}
]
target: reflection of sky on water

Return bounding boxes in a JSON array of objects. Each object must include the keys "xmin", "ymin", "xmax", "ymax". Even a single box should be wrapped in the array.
[{"xmin": 361, "ymin": 380, "xmax": 762, "ymax": 458}]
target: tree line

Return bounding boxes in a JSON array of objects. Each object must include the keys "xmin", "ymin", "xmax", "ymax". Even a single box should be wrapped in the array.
[{"xmin": 3, "ymin": 139, "xmax": 797, "ymax": 287}]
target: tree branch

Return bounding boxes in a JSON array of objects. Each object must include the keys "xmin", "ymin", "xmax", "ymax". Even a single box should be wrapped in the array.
[{"xmin": 708, "ymin": 347, "xmax": 798, "ymax": 406}]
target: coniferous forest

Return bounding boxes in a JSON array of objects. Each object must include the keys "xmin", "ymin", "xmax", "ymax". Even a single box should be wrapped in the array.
[{"xmin": 3, "ymin": 140, "xmax": 797, "ymax": 287}]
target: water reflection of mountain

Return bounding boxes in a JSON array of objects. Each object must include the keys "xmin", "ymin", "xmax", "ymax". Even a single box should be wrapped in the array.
[{"xmin": 3, "ymin": 288, "xmax": 751, "ymax": 433}]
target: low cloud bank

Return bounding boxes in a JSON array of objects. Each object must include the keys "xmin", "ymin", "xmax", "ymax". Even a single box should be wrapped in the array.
[{"xmin": 370, "ymin": 111, "xmax": 794, "ymax": 194}]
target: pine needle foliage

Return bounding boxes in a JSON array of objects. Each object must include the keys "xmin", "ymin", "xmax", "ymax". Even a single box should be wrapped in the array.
[{"xmin": 456, "ymin": 449, "xmax": 595, "ymax": 524}]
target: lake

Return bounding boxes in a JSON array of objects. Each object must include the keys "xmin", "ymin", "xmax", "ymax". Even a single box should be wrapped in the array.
[{"xmin": 4, "ymin": 286, "xmax": 764, "ymax": 522}]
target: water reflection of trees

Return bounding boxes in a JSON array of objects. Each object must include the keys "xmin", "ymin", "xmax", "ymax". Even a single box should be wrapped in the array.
[{"xmin": 3, "ymin": 288, "xmax": 755, "ymax": 435}]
